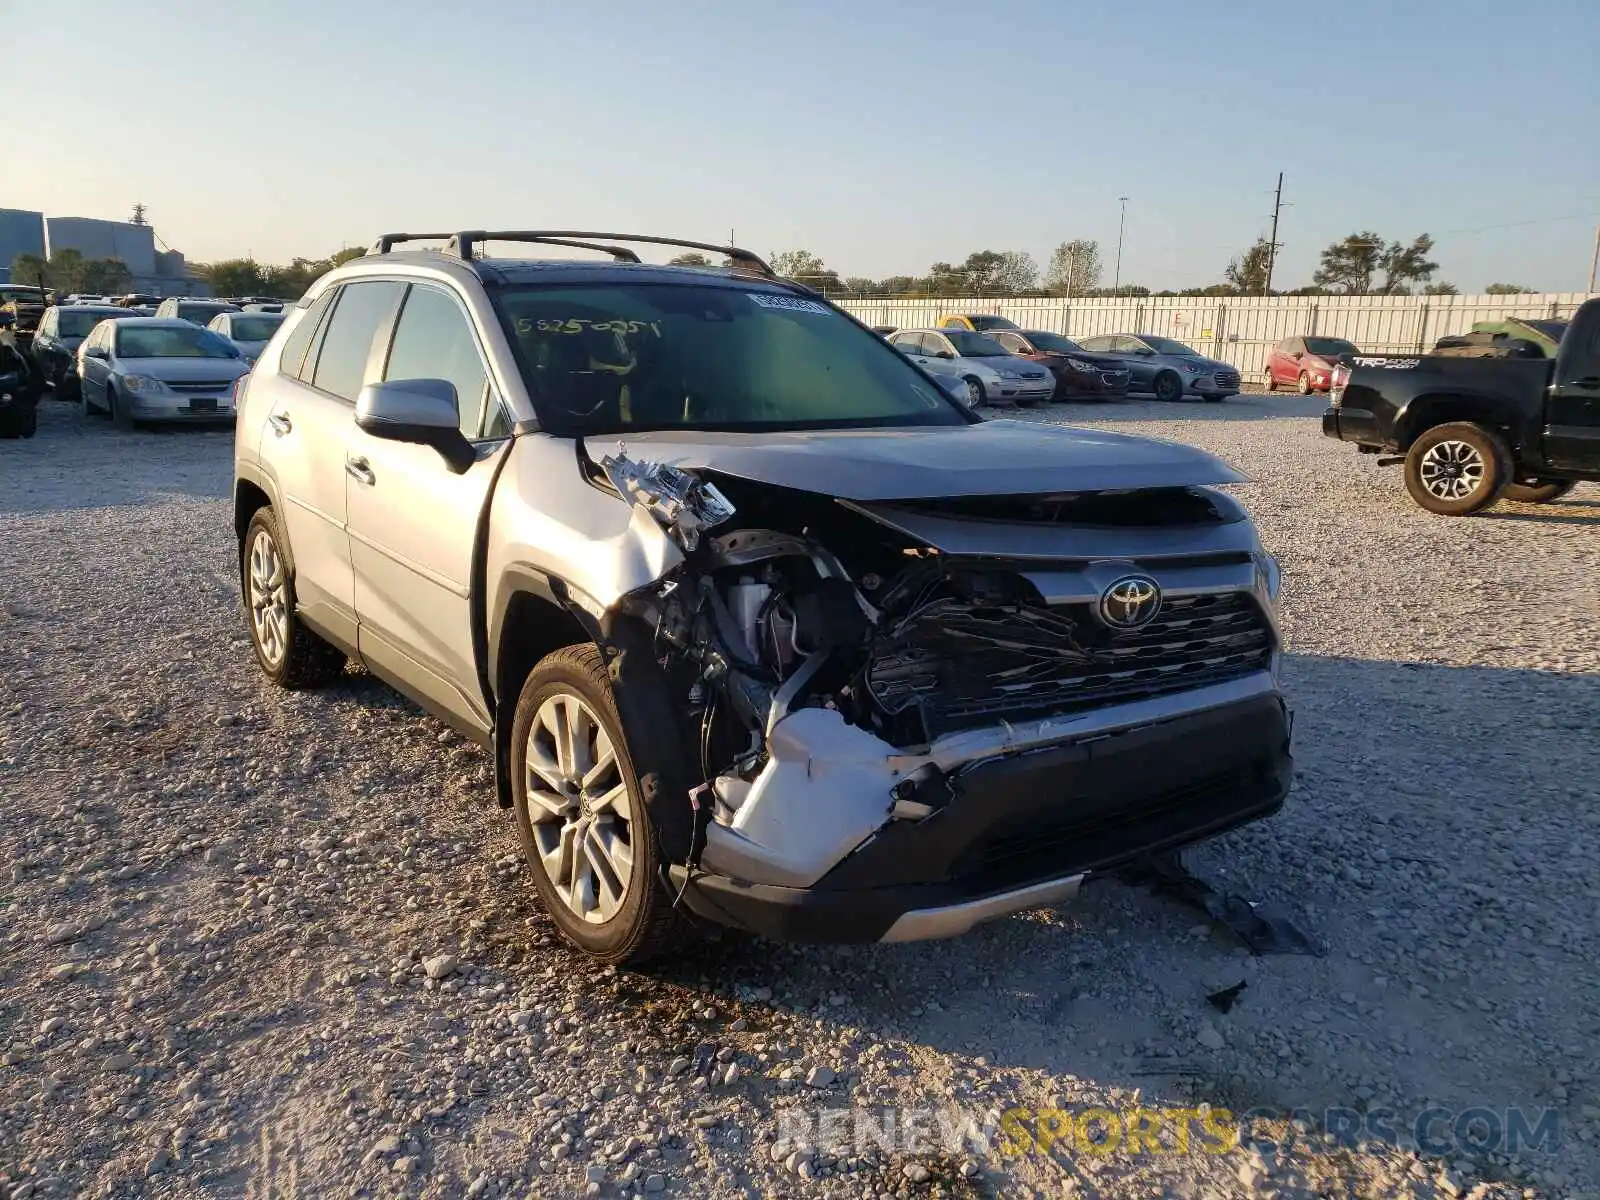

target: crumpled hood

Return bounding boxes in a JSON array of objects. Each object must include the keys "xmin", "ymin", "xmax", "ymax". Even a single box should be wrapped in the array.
[{"xmin": 591, "ymin": 419, "xmax": 1246, "ymax": 500}]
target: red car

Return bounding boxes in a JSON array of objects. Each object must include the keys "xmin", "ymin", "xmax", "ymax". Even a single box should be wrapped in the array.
[
  {"xmin": 990, "ymin": 330, "xmax": 1132, "ymax": 401},
  {"xmin": 1264, "ymin": 336, "xmax": 1360, "ymax": 394}
]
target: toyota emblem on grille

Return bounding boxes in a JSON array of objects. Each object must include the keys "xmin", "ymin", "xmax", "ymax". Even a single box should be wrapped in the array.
[{"xmin": 1097, "ymin": 575, "xmax": 1162, "ymax": 629}]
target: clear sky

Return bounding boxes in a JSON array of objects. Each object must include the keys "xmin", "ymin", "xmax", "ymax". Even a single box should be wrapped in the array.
[{"xmin": 7, "ymin": 0, "xmax": 1599, "ymax": 292}]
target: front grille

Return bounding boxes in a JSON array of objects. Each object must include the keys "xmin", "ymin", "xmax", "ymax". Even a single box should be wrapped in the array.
[
  {"xmin": 1102, "ymin": 372, "xmax": 1129, "ymax": 387},
  {"xmin": 1213, "ymin": 370, "xmax": 1241, "ymax": 390},
  {"xmin": 165, "ymin": 379, "xmax": 235, "ymax": 394},
  {"xmin": 867, "ymin": 590, "xmax": 1274, "ymax": 739}
]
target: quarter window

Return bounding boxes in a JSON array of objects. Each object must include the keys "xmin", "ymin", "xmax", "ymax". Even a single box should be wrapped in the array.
[
  {"xmin": 311, "ymin": 281, "xmax": 404, "ymax": 401},
  {"xmin": 278, "ymin": 290, "xmax": 335, "ymax": 381},
  {"xmin": 383, "ymin": 285, "xmax": 490, "ymax": 439}
]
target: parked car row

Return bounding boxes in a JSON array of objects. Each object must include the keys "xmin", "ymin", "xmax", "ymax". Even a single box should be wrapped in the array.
[
  {"xmin": 876, "ymin": 313, "xmax": 1242, "ymax": 404},
  {"xmin": 26, "ymin": 295, "xmax": 285, "ymax": 418}
]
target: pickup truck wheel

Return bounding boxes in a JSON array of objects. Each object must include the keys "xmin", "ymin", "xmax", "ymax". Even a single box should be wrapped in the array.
[
  {"xmin": 1502, "ymin": 480, "xmax": 1577, "ymax": 504},
  {"xmin": 1403, "ymin": 423, "xmax": 1511, "ymax": 516},
  {"xmin": 1153, "ymin": 371, "xmax": 1183, "ymax": 402},
  {"xmin": 242, "ymin": 507, "xmax": 348, "ymax": 688},
  {"xmin": 511, "ymin": 644, "xmax": 688, "ymax": 964}
]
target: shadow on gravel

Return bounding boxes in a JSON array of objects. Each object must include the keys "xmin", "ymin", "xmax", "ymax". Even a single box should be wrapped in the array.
[
  {"xmin": 0, "ymin": 401, "xmax": 231, "ymax": 514},
  {"xmin": 1479, "ymin": 502, "xmax": 1600, "ymax": 526},
  {"xmin": 625, "ymin": 653, "xmax": 1599, "ymax": 1183}
]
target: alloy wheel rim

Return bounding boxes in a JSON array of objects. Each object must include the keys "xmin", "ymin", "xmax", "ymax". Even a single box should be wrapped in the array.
[
  {"xmin": 247, "ymin": 530, "xmax": 289, "ymax": 667},
  {"xmin": 1419, "ymin": 440, "xmax": 1485, "ymax": 500},
  {"xmin": 965, "ymin": 379, "xmax": 983, "ymax": 406},
  {"xmin": 524, "ymin": 694, "xmax": 634, "ymax": 924}
]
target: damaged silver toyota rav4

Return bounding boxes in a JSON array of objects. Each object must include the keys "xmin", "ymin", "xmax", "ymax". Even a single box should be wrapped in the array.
[{"xmin": 233, "ymin": 231, "xmax": 1291, "ymax": 963}]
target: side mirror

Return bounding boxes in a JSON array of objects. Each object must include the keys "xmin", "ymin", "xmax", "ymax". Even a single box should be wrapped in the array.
[
  {"xmin": 83, "ymin": 346, "xmax": 107, "ymax": 359},
  {"xmin": 356, "ymin": 378, "xmax": 475, "ymax": 474},
  {"xmin": 934, "ymin": 350, "xmax": 955, "ymax": 360},
  {"xmin": 1292, "ymin": 351, "xmax": 1303, "ymax": 360}
]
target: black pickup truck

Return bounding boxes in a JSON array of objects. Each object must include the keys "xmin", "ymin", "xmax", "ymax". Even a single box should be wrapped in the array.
[{"xmin": 1322, "ymin": 297, "xmax": 1600, "ymax": 514}]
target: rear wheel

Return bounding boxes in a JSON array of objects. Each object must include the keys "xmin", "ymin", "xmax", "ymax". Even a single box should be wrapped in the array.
[
  {"xmin": 1502, "ymin": 479, "xmax": 1577, "ymax": 504},
  {"xmin": 1403, "ymin": 422, "xmax": 1511, "ymax": 516},
  {"xmin": 1153, "ymin": 371, "xmax": 1183, "ymax": 402},
  {"xmin": 242, "ymin": 507, "xmax": 348, "ymax": 688}
]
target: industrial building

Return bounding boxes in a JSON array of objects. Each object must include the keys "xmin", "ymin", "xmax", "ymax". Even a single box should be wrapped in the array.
[{"xmin": 0, "ymin": 207, "xmax": 209, "ymax": 296}]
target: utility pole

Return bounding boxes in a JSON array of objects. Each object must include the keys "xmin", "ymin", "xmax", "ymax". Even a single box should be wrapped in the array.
[
  {"xmin": 1264, "ymin": 172, "xmax": 1284, "ymax": 295},
  {"xmin": 1589, "ymin": 222, "xmax": 1599, "ymax": 294},
  {"xmin": 1114, "ymin": 196, "xmax": 1129, "ymax": 293}
]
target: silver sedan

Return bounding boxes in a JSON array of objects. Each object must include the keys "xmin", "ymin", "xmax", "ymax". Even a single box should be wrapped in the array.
[
  {"xmin": 77, "ymin": 317, "xmax": 250, "ymax": 428},
  {"xmin": 887, "ymin": 328, "xmax": 1056, "ymax": 407}
]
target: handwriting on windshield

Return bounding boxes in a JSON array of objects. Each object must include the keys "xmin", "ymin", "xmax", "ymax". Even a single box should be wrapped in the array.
[{"xmin": 515, "ymin": 317, "xmax": 661, "ymax": 337}]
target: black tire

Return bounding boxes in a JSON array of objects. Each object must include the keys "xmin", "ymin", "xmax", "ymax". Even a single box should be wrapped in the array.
[
  {"xmin": 241, "ymin": 506, "xmax": 348, "ymax": 688},
  {"xmin": 1296, "ymin": 372, "xmax": 1312, "ymax": 396},
  {"xmin": 510, "ymin": 644, "xmax": 692, "ymax": 964},
  {"xmin": 1502, "ymin": 480, "xmax": 1578, "ymax": 504},
  {"xmin": 1262, "ymin": 370, "xmax": 1276, "ymax": 393},
  {"xmin": 1403, "ymin": 422, "xmax": 1511, "ymax": 516},
  {"xmin": 108, "ymin": 383, "xmax": 132, "ymax": 431},
  {"xmin": 962, "ymin": 375, "xmax": 986, "ymax": 408},
  {"xmin": 1153, "ymin": 371, "xmax": 1183, "ymax": 402},
  {"xmin": 19, "ymin": 409, "xmax": 36, "ymax": 438}
]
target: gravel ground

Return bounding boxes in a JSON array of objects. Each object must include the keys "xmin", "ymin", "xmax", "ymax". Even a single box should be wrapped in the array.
[{"xmin": 2, "ymin": 394, "xmax": 1597, "ymax": 1200}]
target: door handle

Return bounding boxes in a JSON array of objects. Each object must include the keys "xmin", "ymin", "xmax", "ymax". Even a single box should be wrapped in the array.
[
  {"xmin": 345, "ymin": 456, "xmax": 375, "ymax": 486},
  {"xmin": 267, "ymin": 412, "xmax": 292, "ymax": 436}
]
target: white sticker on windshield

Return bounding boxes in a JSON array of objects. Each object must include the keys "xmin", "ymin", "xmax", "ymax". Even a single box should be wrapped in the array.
[{"xmin": 747, "ymin": 293, "xmax": 830, "ymax": 315}]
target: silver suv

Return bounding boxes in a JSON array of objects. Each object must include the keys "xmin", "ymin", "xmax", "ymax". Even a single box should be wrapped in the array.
[{"xmin": 233, "ymin": 230, "xmax": 1291, "ymax": 963}]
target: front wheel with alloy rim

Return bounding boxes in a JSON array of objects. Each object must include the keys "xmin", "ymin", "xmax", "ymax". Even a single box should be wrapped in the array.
[
  {"xmin": 963, "ymin": 376, "xmax": 985, "ymax": 407},
  {"xmin": 1403, "ymin": 422, "xmax": 1511, "ymax": 516},
  {"xmin": 511, "ymin": 644, "xmax": 688, "ymax": 963},
  {"xmin": 1502, "ymin": 479, "xmax": 1578, "ymax": 504},
  {"xmin": 1296, "ymin": 371, "xmax": 1312, "ymax": 395},
  {"xmin": 241, "ymin": 507, "xmax": 348, "ymax": 687},
  {"xmin": 1262, "ymin": 370, "xmax": 1276, "ymax": 392},
  {"xmin": 108, "ymin": 383, "xmax": 132, "ymax": 431},
  {"xmin": 1153, "ymin": 371, "xmax": 1183, "ymax": 402}
]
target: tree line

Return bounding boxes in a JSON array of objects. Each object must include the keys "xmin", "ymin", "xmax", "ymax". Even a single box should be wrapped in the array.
[
  {"xmin": 191, "ymin": 248, "xmax": 368, "ymax": 298},
  {"xmin": 745, "ymin": 235, "xmax": 1542, "ymax": 299},
  {"xmin": 9, "ymin": 251, "xmax": 133, "ymax": 296}
]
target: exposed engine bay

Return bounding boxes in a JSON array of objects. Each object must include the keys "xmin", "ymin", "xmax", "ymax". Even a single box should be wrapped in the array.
[{"xmin": 596, "ymin": 445, "xmax": 1283, "ymax": 892}]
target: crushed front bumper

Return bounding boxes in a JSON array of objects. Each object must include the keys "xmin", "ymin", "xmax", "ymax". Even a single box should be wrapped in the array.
[{"xmin": 676, "ymin": 681, "xmax": 1292, "ymax": 943}]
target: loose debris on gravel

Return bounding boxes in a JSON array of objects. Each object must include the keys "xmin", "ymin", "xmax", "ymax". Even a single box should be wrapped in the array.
[{"xmin": 2, "ymin": 398, "xmax": 1597, "ymax": 1199}]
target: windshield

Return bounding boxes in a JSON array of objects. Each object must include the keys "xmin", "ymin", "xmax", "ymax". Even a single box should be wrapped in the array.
[
  {"xmin": 177, "ymin": 304, "xmax": 233, "ymax": 324},
  {"xmin": 1304, "ymin": 337, "xmax": 1358, "ymax": 357},
  {"xmin": 117, "ymin": 325, "xmax": 238, "ymax": 359},
  {"xmin": 1520, "ymin": 319, "xmax": 1567, "ymax": 342},
  {"xmin": 61, "ymin": 310, "xmax": 120, "ymax": 337},
  {"xmin": 967, "ymin": 316, "xmax": 1019, "ymax": 331},
  {"xmin": 1140, "ymin": 336, "xmax": 1196, "ymax": 355},
  {"xmin": 229, "ymin": 315, "xmax": 283, "ymax": 342},
  {"xmin": 946, "ymin": 331, "xmax": 1009, "ymax": 357},
  {"xmin": 0, "ymin": 287, "xmax": 45, "ymax": 302},
  {"xmin": 492, "ymin": 283, "xmax": 968, "ymax": 435},
  {"xmin": 1024, "ymin": 331, "xmax": 1082, "ymax": 354}
]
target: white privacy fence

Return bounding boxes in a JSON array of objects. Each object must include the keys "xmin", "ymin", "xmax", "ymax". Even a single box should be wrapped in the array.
[{"xmin": 835, "ymin": 293, "xmax": 1596, "ymax": 377}]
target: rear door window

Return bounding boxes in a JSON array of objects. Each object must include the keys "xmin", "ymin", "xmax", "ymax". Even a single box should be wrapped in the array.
[{"xmin": 311, "ymin": 281, "xmax": 404, "ymax": 401}]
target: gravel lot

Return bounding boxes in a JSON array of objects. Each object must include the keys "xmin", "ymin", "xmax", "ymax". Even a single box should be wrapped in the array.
[{"xmin": 2, "ymin": 394, "xmax": 1597, "ymax": 1200}]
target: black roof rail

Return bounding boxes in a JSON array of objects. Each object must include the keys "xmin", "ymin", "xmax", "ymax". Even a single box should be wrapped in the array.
[
  {"xmin": 442, "ymin": 231, "xmax": 776, "ymax": 279},
  {"xmin": 370, "ymin": 232, "xmax": 455, "ymax": 255}
]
